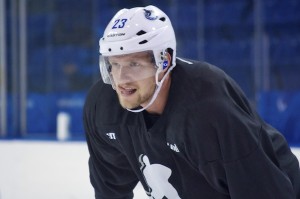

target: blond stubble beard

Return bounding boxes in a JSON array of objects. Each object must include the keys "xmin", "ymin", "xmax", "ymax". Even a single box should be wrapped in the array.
[{"xmin": 117, "ymin": 81, "xmax": 156, "ymax": 110}]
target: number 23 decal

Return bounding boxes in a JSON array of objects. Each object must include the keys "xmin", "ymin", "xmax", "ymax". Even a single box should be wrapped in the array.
[{"xmin": 112, "ymin": 19, "xmax": 128, "ymax": 29}]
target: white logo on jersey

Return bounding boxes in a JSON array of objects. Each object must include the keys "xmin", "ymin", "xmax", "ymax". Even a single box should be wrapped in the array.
[
  {"xmin": 139, "ymin": 154, "xmax": 181, "ymax": 199},
  {"xmin": 167, "ymin": 142, "xmax": 180, "ymax": 152},
  {"xmin": 106, "ymin": 132, "xmax": 116, "ymax": 140}
]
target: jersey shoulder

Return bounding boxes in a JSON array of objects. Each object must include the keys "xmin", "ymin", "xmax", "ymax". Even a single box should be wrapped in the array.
[
  {"xmin": 170, "ymin": 58, "xmax": 261, "ymax": 161},
  {"xmin": 173, "ymin": 58, "xmax": 247, "ymax": 110}
]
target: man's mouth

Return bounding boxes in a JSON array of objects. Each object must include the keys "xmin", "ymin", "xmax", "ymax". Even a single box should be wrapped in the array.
[{"xmin": 118, "ymin": 86, "xmax": 137, "ymax": 96}]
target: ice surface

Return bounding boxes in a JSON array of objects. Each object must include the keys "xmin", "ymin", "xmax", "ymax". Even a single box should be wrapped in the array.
[{"xmin": 0, "ymin": 140, "xmax": 299, "ymax": 199}]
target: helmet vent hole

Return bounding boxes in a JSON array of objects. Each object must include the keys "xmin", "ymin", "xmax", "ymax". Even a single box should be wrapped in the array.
[
  {"xmin": 120, "ymin": 47, "xmax": 123, "ymax": 50},
  {"xmin": 159, "ymin": 17, "xmax": 166, "ymax": 22},
  {"xmin": 136, "ymin": 30, "xmax": 147, "ymax": 36},
  {"xmin": 139, "ymin": 40, "xmax": 148, "ymax": 44}
]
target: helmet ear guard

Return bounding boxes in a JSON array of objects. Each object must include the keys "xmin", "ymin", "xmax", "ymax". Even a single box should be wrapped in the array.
[
  {"xmin": 157, "ymin": 48, "xmax": 172, "ymax": 72},
  {"xmin": 162, "ymin": 59, "xmax": 169, "ymax": 70}
]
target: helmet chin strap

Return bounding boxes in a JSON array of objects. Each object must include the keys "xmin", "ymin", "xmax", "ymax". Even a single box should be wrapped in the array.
[{"xmin": 126, "ymin": 65, "xmax": 175, "ymax": 113}]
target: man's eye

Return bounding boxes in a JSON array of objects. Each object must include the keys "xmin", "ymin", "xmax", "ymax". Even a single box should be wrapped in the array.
[
  {"xmin": 130, "ymin": 62, "xmax": 141, "ymax": 67},
  {"xmin": 111, "ymin": 63, "xmax": 120, "ymax": 68}
]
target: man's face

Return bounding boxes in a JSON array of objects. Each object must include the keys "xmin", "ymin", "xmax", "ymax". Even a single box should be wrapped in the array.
[{"xmin": 108, "ymin": 51, "xmax": 157, "ymax": 109}]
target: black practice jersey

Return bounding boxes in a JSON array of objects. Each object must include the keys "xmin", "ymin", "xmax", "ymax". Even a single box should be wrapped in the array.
[{"xmin": 83, "ymin": 58, "xmax": 300, "ymax": 199}]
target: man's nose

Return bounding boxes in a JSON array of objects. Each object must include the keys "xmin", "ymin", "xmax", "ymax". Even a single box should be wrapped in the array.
[{"xmin": 116, "ymin": 66, "xmax": 132, "ymax": 84}]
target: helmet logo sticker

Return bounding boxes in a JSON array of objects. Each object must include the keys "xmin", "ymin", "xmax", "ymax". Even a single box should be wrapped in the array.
[{"xmin": 144, "ymin": 9, "xmax": 158, "ymax": 20}]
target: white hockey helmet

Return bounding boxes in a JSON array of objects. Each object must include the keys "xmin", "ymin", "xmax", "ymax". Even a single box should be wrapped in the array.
[{"xmin": 99, "ymin": 5, "xmax": 176, "ymax": 85}]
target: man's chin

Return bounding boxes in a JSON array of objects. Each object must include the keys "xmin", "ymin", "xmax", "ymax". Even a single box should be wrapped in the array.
[{"xmin": 119, "ymin": 100, "xmax": 140, "ymax": 110}]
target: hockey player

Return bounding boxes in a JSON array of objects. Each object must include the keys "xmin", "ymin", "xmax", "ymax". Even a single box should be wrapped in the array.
[{"xmin": 83, "ymin": 5, "xmax": 300, "ymax": 199}]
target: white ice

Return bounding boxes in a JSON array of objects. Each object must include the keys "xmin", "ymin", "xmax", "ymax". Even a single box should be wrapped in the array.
[{"xmin": 0, "ymin": 140, "xmax": 299, "ymax": 199}]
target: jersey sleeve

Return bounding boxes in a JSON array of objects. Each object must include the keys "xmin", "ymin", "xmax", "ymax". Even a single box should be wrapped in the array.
[
  {"xmin": 191, "ymin": 99, "xmax": 300, "ymax": 198},
  {"xmin": 181, "ymin": 69, "xmax": 300, "ymax": 198},
  {"xmin": 85, "ymin": 131, "xmax": 138, "ymax": 199},
  {"xmin": 218, "ymin": 73, "xmax": 300, "ymax": 198},
  {"xmin": 83, "ymin": 82, "xmax": 139, "ymax": 199},
  {"xmin": 223, "ymin": 125, "xmax": 299, "ymax": 199}
]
